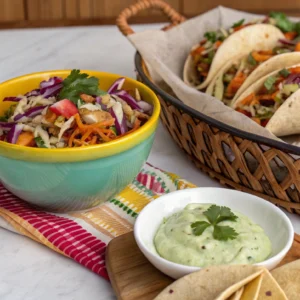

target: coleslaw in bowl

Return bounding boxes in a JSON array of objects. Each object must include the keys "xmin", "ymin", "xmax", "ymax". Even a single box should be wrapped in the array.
[{"xmin": 0, "ymin": 70, "xmax": 160, "ymax": 211}]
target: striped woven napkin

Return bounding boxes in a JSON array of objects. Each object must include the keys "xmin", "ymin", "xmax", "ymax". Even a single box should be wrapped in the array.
[{"xmin": 0, "ymin": 163, "xmax": 195, "ymax": 280}]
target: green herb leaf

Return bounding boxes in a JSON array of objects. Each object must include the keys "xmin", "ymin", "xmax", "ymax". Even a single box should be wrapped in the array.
[
  {"xmin": 34, "ymin": 137, "xmax": 47, "ymax": 148},
  {"xmin": 191, "ymin": 205, "xmax": 239, "ymax": 241},
  {"xmin": 204, "ymin": 31, "xmax": 217, "ymax": 43},
  {"xmin": 294, "ymin": 22, "xmax": 300, "ymax": 35},
  {"xmin": 232, "ymin": 19, "xmax": 245, "ymax": 28},
  {"xmin": 216, "ymin": 206, "xmax": 238, "ymax": 224},
  {"xmin": 203, "ymin": 204, "xmax": 221, "ymax": 225},
  {"xmin": 191, "ymin": 221, "xmax": 211, "ymax": 236},
  {"xmin": 110, "ymin": 126, "xmax": 117, "ymax": 136},
  {"xmin": 59, "ymin": 69, "xmax": 106, "ymax": 104},
  {"xmin": 3, "ymin": 105, "xmax": 16, "ymax": 120},
  {"xmin": 213, "ymin": 225, "xmax": 238, "ymax": 241},
  {"xmin": 264, "ymin": 76, "xmax": 277, "ymax": 91},
  {"xmin": 279, "ymin": 68, "xmax": 290, "ymax": 78},
  {"xmin": 269, "ymin": 11, "xmax": 295, "ymax": 32},
  {"xmin": 247, "ymin": 53, "xmax": 257, "ymax": 66},
  {"xmin": 0, "ymin": 116, "xmax": 8, "ymax": 122}
]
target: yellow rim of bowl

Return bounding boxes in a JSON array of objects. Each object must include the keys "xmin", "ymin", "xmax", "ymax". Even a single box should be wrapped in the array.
[{"xmin": 0, "ymin": 70, "xmax": 160, "ymax": 163}]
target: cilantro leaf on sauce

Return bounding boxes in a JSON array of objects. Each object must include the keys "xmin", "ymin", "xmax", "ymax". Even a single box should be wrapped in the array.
[
  {"xmin": 213, "ymin": 225, "xmax": 238, "ymax": 241},
  {"xmin": 59, "ymin": 69, "xmax": 106, "ymax": 104},
  {"xmin": 191, "ymin": 205, "xmax": 239, "ymax": 241},
  {"xmin": 191, "ymin": 221, "xmax": 211, "ymax": 236}
]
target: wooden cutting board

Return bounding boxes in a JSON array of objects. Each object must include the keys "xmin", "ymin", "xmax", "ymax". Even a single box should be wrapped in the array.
[{"xmin": 106, "ymin": 232, "xmax": 300, "ymax": 300}]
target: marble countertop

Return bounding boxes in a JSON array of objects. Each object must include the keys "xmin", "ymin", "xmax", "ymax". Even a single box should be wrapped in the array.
[{"xmin": 0, "ymin": 24, "xmax": 299, "ymax": 300}]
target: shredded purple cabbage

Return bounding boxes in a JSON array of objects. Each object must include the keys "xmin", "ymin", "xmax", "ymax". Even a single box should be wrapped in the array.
[
  {"xmin": 14, "ymin": 105, "xmax": 47, "ymax": 122},
  {"xmin": 7, "ymin": 124, "xmax": 24, "ymax": 144}
]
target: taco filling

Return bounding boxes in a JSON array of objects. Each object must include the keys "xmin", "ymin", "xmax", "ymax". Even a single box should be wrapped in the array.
[
  {"xmin": 210, "ymin": 44, "xmax": 300, "ymax": 105},
  {"xmin": 191, "ymin": 19, "xmax": 256, "ymax": 85},
  {"xmin": 235, "ymin": 67, "xmax": 300, "ymax": 127},
  {"xmin": 190, "ymin": 12, "xmax": 300, "ymax": 87}
]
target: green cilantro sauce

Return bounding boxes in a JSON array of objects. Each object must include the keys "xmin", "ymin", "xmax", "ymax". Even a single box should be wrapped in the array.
[{"xmin": 154, "ymin": 203, "xmax": 272, "ymax": 267}]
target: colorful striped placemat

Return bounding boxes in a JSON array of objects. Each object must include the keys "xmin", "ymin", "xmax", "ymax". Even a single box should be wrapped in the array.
[{"xmin": 0, "ymin": 163, "xmax": 195, "ymax": 280}]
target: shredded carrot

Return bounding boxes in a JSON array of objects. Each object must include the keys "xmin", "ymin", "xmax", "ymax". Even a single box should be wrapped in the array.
[
  {"xmin": 295, "ymin": 42, "xmax": 300, "ymax": 52},
  {"xmin": 239, "ymin": 93, "xmax": 256, "ymax": 105},
  {"xmin": 251, "ymin": 117, "xmax": 261, "ymax": 125},
  {"xmin": 226, "ymin": 72, "xmax": 246, "ymax": 95},
  {"xmin": 80, "ymin": 94, "xmax": 95, "ymax": 103},
  {"xmin": 68, "ymin": 127, "xmax": 80, "ymax": 147},
  {"xmin": 289, "ymin": 66, "xmax": 300, "ymax": 73},
  {"xmin": 81, "ymin": 129, "xmax": 93, "ymax": 142},
  {"xmin": 233, "ymin": 25, "xmax": 247, "ymax": 32},
  {"xmin": 90, "ymin": 136, "xmax": 97, "ymax": 145},
  {"xmin": 284, "ymin": 31, "xmax": 298, "ymax": 40},
  {"xmin": 45, "ymin": 109, "xmax": 57, "ymax": 123},
  {"xmin": 73, "ymin": 139, "xmax": 87, "ymax": 146},
  {"xmin": 251, "ymin": 51, "xmax": 273, "ymax": 62},
  {"xmin": 92, "ymin": 128, "xmax": 111, "ymax": 142},
  {"xmin": 214, "ymin": 40, "xmax": 222, "ymax": 48},
  {"xmin": 191, "ymin": 46, "xmax": 205, "ymax": 57},
  {"xmin": 74, "ymin": 114, "xmax": 114, "ymax": 130},
  {"xmin": 16, "ymin": 132, "xmax": 35, "ymax": 146}
]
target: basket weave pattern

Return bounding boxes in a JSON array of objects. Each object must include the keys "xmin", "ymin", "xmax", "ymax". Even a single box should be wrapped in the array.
[
  {"xmin": 118, "ymin": 0, "xmax": 300, "ymax": 215},
  {"xmin": 156, "ymin": 92, "xmax": 300, "ymax": 214}
]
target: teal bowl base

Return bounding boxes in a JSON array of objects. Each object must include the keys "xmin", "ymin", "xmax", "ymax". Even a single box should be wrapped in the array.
[{"xmin": 0, "ymin": 134, "xmax": 155, "ymax": 212}]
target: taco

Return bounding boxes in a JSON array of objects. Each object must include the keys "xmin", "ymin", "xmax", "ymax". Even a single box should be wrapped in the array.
[
  {"xmin": 206, "ymin": 51, "xmax": 300, "ymax": 106},
  {"xmin": 233, "ymin": 65, "xmax": 300, "ymax": 136},
  {"xmin": 183, "ymin": 24, "xmax": 284, "ymax": 90}
]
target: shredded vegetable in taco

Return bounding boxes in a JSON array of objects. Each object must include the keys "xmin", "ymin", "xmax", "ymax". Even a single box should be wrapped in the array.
[
  {"xmin": 235, "ymin": 66, "xmax": 300, "ymax": 126},
  {"xmin": 210, "ymin": 44, "xmax": 300, "ymax": 105},
  {"xmin": 0, "ymin": 70, "xmax": 153, "ymax": 148},
  {"xmin": 191, "ymin": 12, "xmax": 300, "ymax": 86}
]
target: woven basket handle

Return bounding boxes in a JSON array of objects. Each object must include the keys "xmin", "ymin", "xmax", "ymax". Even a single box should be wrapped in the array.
[{"xmin": 116, "ymin": 0, "xmax": 186, "ymax": 36}]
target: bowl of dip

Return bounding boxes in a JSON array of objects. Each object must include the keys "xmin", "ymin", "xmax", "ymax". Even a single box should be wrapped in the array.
[{"xmin": 134, "ymin": 188, "xmax": 294, "ymax": 279}]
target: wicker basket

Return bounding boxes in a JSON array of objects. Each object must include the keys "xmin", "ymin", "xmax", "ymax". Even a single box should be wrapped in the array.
[{"xmin": 117, "ymin": 0, "xmax": 300, "ymax": 215}]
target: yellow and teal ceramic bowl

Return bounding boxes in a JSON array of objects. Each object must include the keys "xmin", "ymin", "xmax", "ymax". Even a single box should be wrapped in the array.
[{"xmin": 0, "ymin": 70, "xmax": 160, "ymax": 212}]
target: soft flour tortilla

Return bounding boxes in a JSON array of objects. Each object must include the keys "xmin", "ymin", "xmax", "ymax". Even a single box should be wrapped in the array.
[
  {"xmin": 233, "ymin": 52, "xmax": 300, "ymax": 101},
  {"xmin": 154, "ymin": 265, "xmax": 264, "ymax": 300},
  {"xmin": 206, "ymin": 52, "xmax": 300, "ymax": 104},
  {"xmin": 257, "ymin": 270, "xmax": 287, "ymax": 299},
  {"xmin": 183, "ymin": 24, "xmax": 284, "ymax": 90},
  {"xmin": 233, "ymin": 64, "xmax": 300, "ymax": 137},
  {"xmin": 228, "ymin": 287, "xmax": 244, "ymax": 300},
  {"xmin": 271, "ymin": 259, "xmax": 300, "ymax": 300},
  {"xmin": 240, "ymin": 274, "xmax": 263, "ymax": 300}
]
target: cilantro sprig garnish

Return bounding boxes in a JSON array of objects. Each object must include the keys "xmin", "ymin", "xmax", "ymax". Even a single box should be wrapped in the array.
[
  {"xmin": 191, "ymin": 205, "xmax": 238, "ymax": 241},
  {"xmin": 204, "ymin": 31, "xmax": 217, "ymax": 43},
  {"xmin": 232, "ymin": 19, "xmax": 245, "ymax": 28},
  {"xmin": 269, "ymin": 12, "xmax": 296, "ymax": 33},
  {"xmin": 59, "ymin": 69, "xmax": 106, "ymax": 104}
]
